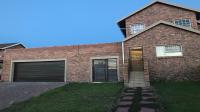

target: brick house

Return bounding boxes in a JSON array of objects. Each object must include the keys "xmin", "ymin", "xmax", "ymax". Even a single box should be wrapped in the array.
[
  {"xmin": 1, "ymin": 1, "xmax": 200, "ymax": 87},
  {"xmin": 0, "ymin": 43, "xmax": 25, "ymax": 80}
]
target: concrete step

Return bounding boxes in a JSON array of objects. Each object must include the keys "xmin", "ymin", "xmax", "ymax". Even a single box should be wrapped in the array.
[{"xmin": 128, "ymin": 83, "xmax": 146, "ymax": 88}]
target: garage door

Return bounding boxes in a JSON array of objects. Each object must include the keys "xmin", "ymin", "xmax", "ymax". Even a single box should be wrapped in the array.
[{"xmin": 13, "ymin": 61, "xmax": 65, "ymax": 82}]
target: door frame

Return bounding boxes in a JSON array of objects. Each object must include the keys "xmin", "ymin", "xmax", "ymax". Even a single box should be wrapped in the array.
[
  {"xmin": 129, "ymin": 47, "xmax": 144, "ymax": 71},
  {"xmin": 90, "ymin": 56, "xmax": 120, "ymax": 82},
  {"xmin": 129, "ymin": 47, "xmax": 143, "ymax": 59},
  {"xmin": 9, "ymin": 59, "xmax": 67, "ymax": 82}
]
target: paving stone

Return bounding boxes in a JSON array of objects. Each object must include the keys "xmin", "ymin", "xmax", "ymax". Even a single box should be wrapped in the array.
[
  {"xmin": 142, "ymin": 96, "xmax": 154, "ymax": 100},
  {"xmin": 121, "ymin": 96, "xmax": 133, "ymax": 100},
  {"xmin": 140, "ymin": 107, "xmax": 155, "ymax": 112},
  {"xmin": 140, "ymin": 101, "xmax": 154, "ymax": 104},
  {"xmin": 142, "ymin": 90, "xmax": 153, "ymax": 93},
  {"xmin": 123, "ymin": 92, "xmax": 134, "ymax": 96},
  {"xmin": 118, "ymin": 101, "xmax": 132, "ymax": 106},
  {"xmin": 142, "ymin": 97, "xmax": 155, "ymax": 102},
  {"xmin": 125, "ymin": 89, "xmax": 135, "ymax": 93},
  {"xmin": 140, "ymin": 101, "xmax": 157, "ymax": 109},
  {"xmin": 116, "ymin": 107, "xmax": 130, "ymax": 112},
  {"xmin": 142, "ymin": 93, "xmax": 153, "ymax": 97}
]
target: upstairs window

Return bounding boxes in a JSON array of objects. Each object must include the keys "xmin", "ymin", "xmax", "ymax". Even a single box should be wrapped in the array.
[
  {"xmin": 175, "ymin": 19, "xmax": 191, "ymax": 27},
  {"xmin": 130, "ymin": 23, "xmax": 145, "ymax": 34},
  {"xmin": 156, "ymin": 45, "xmax": 183, "ymax": 57}
]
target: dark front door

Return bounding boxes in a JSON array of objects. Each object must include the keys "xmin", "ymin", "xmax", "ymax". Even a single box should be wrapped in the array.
[
  {"xmin": 130, "ymin": 48, "xmax": 144, "ymax": 71},
  {"xmin": 92, "ymin": 59, "xmax": 118, "ymax": 82},
  {"xmin": 14, "ymin": 61, "xmax": 65, "ymax": 82}
]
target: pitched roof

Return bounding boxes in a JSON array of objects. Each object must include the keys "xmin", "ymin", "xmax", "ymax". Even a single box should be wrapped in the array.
[
  {"xmin": 0, "ymin": 43, "xmax": 25, "ymax": 50},
  {"xmin": 118, "ymin": 0, "xmax": 200, "ymax": 36},
  {"xmin": 124, "ymin": 20, "xmax": 200, "ymax": 41}
]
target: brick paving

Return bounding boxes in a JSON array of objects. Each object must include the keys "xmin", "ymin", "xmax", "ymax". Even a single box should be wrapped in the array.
[{"xmin": 114, "ymin": 87, "xmax": 157, "ymax": 112}]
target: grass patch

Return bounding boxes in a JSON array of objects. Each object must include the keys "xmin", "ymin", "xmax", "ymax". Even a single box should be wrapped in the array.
[
  {"xmin": 152, "ymin": 81, "xmax": 200, "ymax": 112},
  {"xmin": 1, "ymin": 83, "xmax": 123, "ymax": 112}
]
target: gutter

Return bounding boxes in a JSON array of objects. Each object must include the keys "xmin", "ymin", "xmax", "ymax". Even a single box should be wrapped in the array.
[{"xmin": 122, "ymin": 42, "xmax": 125, "ymax": 64}]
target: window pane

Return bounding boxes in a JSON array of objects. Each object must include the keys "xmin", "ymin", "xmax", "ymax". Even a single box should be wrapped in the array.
[
  {"xmin": 131, "ymin": 23, "xmax": 145, "ymax": 34},
  {"xmin": 156, "ymin": 45, "xmax": 183, "ymax": 57},
  {"xmin": 156, "ymin": 46, "xmax": 165, "ymax": 57},
  {"xmin": 175, "ymin": 19, "xmax": 191, "ymax": 27},
  {"xmin": 165, "ymin": 45, "xmax": 181, "ymax": 53},
  {"xmin": 108, "ymin": 59, "xmax": 117, "ymax": 82},
  {"xmin": 93, "ymin": 60, "xmax": 107, "ymax": 82},
  {"xmin": 93, "ymin": 59, "xmax": 118, "ymax": 82}
]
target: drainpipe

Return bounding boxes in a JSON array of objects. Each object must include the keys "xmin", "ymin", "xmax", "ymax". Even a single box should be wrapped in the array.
[{"xmin": 122, "ymin": 42, "xmax": 125, "ymax": 64}]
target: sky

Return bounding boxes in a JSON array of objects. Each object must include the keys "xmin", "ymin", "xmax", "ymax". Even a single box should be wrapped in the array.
[{"xmin": 0, "ymin": 0, "xmax": 199, "ymax": 48}]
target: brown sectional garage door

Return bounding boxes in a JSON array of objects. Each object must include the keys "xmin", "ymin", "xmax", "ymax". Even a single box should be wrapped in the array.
[{"xmin": 14, "ymin": 61, "xmax": 65, "ymax": 82}]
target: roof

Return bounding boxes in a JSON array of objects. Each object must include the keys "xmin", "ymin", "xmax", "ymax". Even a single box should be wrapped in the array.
[
  {"xmin": 0, "ymin": 43, "xmax": 25, "ymax": 50},
  {"xmin": 124, "ymin": 20, "xmax": 200, "ymax": 41},
  {"xmin": 118, "ymin": 0, "xmax": 200, "ymax": 36}
]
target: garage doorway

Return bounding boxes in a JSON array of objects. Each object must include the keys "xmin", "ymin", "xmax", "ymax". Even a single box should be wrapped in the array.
[{"xmin": 13, "ymin": 60, "xmax": 66, "ymax": 82}]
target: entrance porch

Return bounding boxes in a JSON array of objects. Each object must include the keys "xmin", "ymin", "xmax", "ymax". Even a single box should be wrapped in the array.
[{"xmin": 125, "ymin": 47, "xmax": 150, "ymax": 88}]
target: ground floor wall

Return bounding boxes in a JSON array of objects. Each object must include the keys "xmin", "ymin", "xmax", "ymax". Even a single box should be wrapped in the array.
[
  {"xmin": 2, "ymin": 24, "xmax": 200, "ymax": 83},
  {"xmin": 124, "ymin": 24, "xmax": 200, "ymax": 82},
  {"xmin": 1, "ymin": 42, "xmax": 123, "ymax": 82}
]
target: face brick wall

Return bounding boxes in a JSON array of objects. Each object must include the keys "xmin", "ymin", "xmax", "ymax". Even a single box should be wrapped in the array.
[
  {"xmin": 0, "ymin": 51, "xmax": 3, "ymax": 61},
  {"xmin": 125, "ymin": 3, "xmax": 198, "ymax": 37},
  {"xmin": 124, "ymin": 24, "xmax": 200, "ymax": 81},
  {"xmin": 1, "ymin": 43, "xmax": 123, "ymax": 82}
]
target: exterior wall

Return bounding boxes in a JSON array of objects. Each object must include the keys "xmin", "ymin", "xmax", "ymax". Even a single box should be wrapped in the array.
[
  {"xmin": 0, "ymin": 45, "xmax": 25, "ymax": 61},
  {"xmin": 0, "ymin": 50, "xmax": 3, "ymax": 61},
  {"xmin": 1, "ymin": 43, "xmax": 123, "ymax": 82},
  {"xmin": 125, "ymin": 3, "xmax": 198, "ymax": 37},
  {"xmin": 124, "ymin": 24, "xmax": 200, "ymax": 81},
  {"xmin": 0, "ymin": 45, "xmax": 24, "ymax": 80}
]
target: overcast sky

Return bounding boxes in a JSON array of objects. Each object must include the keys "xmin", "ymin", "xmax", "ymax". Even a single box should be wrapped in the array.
[{"xmin": 0, "ymin": 0, "xmax": 199, "ymax": 48}]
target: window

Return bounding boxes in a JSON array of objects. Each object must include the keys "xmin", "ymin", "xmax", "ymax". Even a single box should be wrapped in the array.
[
  {"xmin": 175, "ymin": 19, "xmax": 191, "ymax": 27},
  {"xmin": 130, "ymin": 23, "xmax": 145, "ymax": 34},
  {"xmin": 156, "ymin": 45, "xmax": 183, "ymax": 57},
  {"xmin": 92, "ymin": 58, "xmax": 118, "ymax": 82}
]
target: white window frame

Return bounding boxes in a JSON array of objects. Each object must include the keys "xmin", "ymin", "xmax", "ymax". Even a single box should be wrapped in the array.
[
  {"xmin": 156, "ymin": 45, "xmax": 183, "ymax": 57},
  {"xmin": 130, "ymin": 23, "xmax": 145, "ymax": 34},
  {"xmin": 174, "ymin": 19, "xmax": 192, "ymax": 27}
]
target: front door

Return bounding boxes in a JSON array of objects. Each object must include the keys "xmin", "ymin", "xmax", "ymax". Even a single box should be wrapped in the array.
[
  {"xmin": 92, "ymin": 59, "xmax": 118, "ymax": 82},
  {"xmin": 130, "ymin": 48, "xmax": 144, "ymax": 71}
]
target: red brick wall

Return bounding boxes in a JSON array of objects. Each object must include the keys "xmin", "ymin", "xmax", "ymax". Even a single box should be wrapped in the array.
[
  {"xmin": 0, "ymin": 45, "xmax": 24, "ymax": 61},
  {"xmin": 0, "ymin": 50, "xmax": 3, "ymax": 61},
  {"xmin": 1, "ymin": 43, "xmax": 123, "ymax": 82},
  {"xmin": 125, "ymin": 3, "xmax": 198, "ymax": 37},
  {"xmin": 124, "ymin": 24, "xmax": 200, "ymax": 81}
]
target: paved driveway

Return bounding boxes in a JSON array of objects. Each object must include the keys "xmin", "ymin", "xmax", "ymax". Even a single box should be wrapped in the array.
[{"xmin": 0, "ymin": 82, "xmax": 65, "ymax": 110}]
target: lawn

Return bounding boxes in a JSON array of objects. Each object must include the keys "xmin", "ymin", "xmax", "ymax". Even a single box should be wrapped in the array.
[
  {"xmin": 0, "ymin": 83, "xmax": 123, "ymax": 112},
  {"xmin": 152, "ymin": 81, "xmax": 200, "ymax": 112}
]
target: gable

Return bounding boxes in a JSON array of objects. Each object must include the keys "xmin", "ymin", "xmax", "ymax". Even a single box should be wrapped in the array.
[
  {"xmin": 118, "ymin": 1, "xmax": 200, "ymax": 37},
  {"xmin": 124, "ymin": 21, "xmax": 200, "ymax": 42}
]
